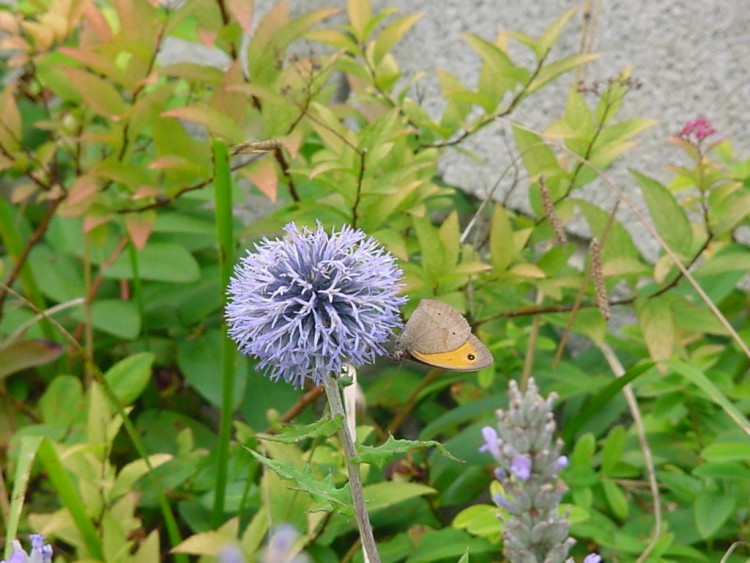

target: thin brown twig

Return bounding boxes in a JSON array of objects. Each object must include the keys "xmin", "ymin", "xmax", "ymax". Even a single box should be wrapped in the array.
[{"xmin": 0, "ymin": 197, "xmax": 63, "ymax": 315}]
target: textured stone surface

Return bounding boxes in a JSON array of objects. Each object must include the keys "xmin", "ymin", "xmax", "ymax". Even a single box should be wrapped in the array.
[{"xmin": 251, "ymin": 1, "xmax": 748, "ymax": 253}]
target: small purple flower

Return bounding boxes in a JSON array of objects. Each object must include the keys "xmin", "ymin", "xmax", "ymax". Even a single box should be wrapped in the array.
[
  {"xmin": 678, "ymin": 117, "xmax": 717, "ymax": 142},
  {"xmin": 510, "ymin": 454, "xmax": 532, "ymax": 481},
  {"xmin": 227, "ymin": 222, "xmax": 406, "ymax": 387},
  {"xmin": 555, "ymin": 455, "xmax": 568, "ymax": 470},
  {"xmin": 2, "ymin": 535, "xmax": 53, "ymax": 563},
  {"xmin": 479, "ymin": 426, "xmax": 501, "ymax": 460},
  {"xmin": 493, "ymin": 493, "xmax": 511, "ymax": 509},
  {"xmin": 218, "ymin": 545, "xmax": 244, "ymax": 563},
  {"xmin": 583, "ymin": 554, "xmax": 602, "ymax": 563}
]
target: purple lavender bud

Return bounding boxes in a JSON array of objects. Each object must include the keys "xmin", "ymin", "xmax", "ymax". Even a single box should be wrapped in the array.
[
  {"xmin": 479, "ymin": 426, "xmax": 501, "ymax": 460},
  {"xmin": 4, "ymin": 541, "xmax": 27, "ymax": 563},
  {"xmin": 493, "ymin": 493, "xmax": 511, "ymax": 509},
  {"xmin": 555, "ymin": 455, "xmax": 568, "ymax": 470},
  {"xmin": 510, "ymin": 454, "xmax": 532, "ymax": 481},
  {"xmin": 583, "ymin": 554, "xmax": 602, "ymax": 563},
  {"xmin": 218, "ymin": 545, "xmax": 245, "ymax": 563},
  {"xmin": 227, "ymin": 222, "xmax": 406, "ymax": 387},
  {"xmin": 494, "ymin": 466, "xmax": 507, "ymax": 480}
]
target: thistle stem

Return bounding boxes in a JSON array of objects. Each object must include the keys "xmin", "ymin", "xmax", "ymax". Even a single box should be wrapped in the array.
[{"xmin": 322, "ymin": 373, "xmax": 381, "ymax": 563}]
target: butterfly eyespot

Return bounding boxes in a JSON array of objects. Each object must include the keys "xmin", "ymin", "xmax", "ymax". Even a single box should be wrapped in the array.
[{"xmin": 467, "ymin": 353, "xmax": 476, "ymax": 361}]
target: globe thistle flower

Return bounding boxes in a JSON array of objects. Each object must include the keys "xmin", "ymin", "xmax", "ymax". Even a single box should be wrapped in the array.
[
  {"xmin": 480, "ymin": 379, "xmax": 574, "ymax": 563},
  {"xmin": 227, "ymin": 222, "xmax": 406, "ymax": 388},
  {"xmin": 2, "ymin": 534, "xmax": 53, "ymax": 563}
]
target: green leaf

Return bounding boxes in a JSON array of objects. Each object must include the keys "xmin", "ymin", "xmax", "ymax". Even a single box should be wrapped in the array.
[
  {"xmin": 70, "ymin": 299, "xmax": 141, "ymax": 339},
  {"xmin": 64, "ymin": 67, "xmax": 126, "ymax": 118},
  {"xmin": 600, "ymin": 425, "xmax": 626, "ymax": 475},
  {"xmin": 413, "ymin": 215, "xmax": 447, "ymax": 282},
  {"xmin": 602, "ymin": 477, "xmax": 629, "ymax": 520},
  {"xmin": 104, "ymin": 352, "xmax": 154, "ymax": 406},
  {"xmin": 489, "ymin": 204, "xmax": 514, "ymax": 272},
  {"xmin": 693, "ymin": 461, "xmax": 750, "ymax": 480},
  {"xmin": 527, "ymin": 54, "xmax": 599, "ymax": 94},
  {"xmin": 364, "ymin": 481, "xmax": 437, "ymax": 512},
  {"xmin": 352, "ymin": 435, "xmax": 462, "ymax": 468},
  {"xmin": 103, "ymin": 242, "xmax": 200, "ymax": 282},
  {"xmin": 373, "ymin": 13, "xmax": 422, "ymax": 66},
  {"xmin": 438, "ymin": 212, "xmax": 460, "ymax": 272},
  {"xmin": 668, "ymin": 360, "xmax": 750, "ymax": 439},
  {"xmin": 694, "ymin": 247, "xmax": 750, "ymax": 276},
  {"xmin": 512, "ymin": 125, "xmax": 560, "ymax": 178},
  {"xmin": 407, "ymin": 528, "xmax": 495, "ymax": 562},
  {"xmin": 39, "ymin": 375, "xmax": 84, "ymax": 429},
  {"xmin": 632, "ymin": 170, "xmax": 692, "ymax": 257},
  {"xmin": 694, "ymin": 492, "xmax": 735, "ymax": 539},
  {"xmin": 637, "ymin": 297, "xmax": 675, "ymax": 362},
  {"xmin": 561, "ymin": 362, "xmax": 651, "ymax": 444},
  {"xmin": 711, "ymin": 190, "xmax": 750, "ymax": 236},
  {"xmin": 177, "ymin": 330, "xmax": 247, "ymax": 409},
  {"xmin": 701, "ymin": 442, "xmax": 750, "ymax": 462},
  {"xmin": 246, "ymin": 448, "xmax": 353, "ymax": 515},
  {"xmin": 29, "ymin": 244, "xmax": 86, "ymax": 302},
  {"xmin": 537, "ymin": 8, "xmax": 577, "ymax": 57},
  {"xmin": 258, "ymin": 416, "xmax": 343, "ymax": 444},
  {"xmin": 575, "ymin": 199, "xmax": 642, "ymax": 263},
  {"xmin": 161, "ymin": 106, "xmax": 244, "ymax": 144},
  {"xmin": 453, "ymin": 504, "xmax": 502, "ymax": 541}
]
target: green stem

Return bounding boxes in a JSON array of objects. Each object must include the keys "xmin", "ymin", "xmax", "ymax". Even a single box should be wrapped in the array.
[
  {"xmin": 322, "ymin": 372, "xmax": 381, "ymax": 563},
  {"xmin": 212, "ymin": 138, "xmax": 236, "ymax": 526}
]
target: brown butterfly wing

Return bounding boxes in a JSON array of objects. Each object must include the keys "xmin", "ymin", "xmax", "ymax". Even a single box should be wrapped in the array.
[
  {"xmin": 409, "ymin": 334, "xmax": 494, "ymax": 371},
  {"xmin": 397, "ymin": 299, "xmax": 472, "ymax": 355}
]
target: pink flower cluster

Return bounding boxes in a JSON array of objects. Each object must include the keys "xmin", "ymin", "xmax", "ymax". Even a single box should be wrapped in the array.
[{"xmin": 678, "ymin": 118, "xmax": 717, "ymax": 141}]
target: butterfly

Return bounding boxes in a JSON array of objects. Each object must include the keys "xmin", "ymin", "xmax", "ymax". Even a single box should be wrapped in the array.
[{"xmin": 393, "ymin": 299, "xmax": 493, "ymax": 371}]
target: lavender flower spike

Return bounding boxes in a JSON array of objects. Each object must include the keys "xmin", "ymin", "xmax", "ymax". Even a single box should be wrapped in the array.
[
  {"xmin": 227, "ymin": 222, "xmax": 406, "ymax": 387},
  {"xmin": 481, "ymin": 378, "xmax": 575, "ymax": 563}
]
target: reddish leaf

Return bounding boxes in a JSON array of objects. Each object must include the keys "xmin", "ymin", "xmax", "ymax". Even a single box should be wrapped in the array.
[
  {"xmin": 125, "ymin": 210, "xmax": 156, "ymax": 250},
  {"xmin": 0, "ymin": 340, "xmax": 65, "ymax": 379},
  {"xmin": 59, "ymin": 47, "xmax": 123, "ymax": 83},
  {"xmin": 0, "ymin": 86, "xmax": 21, "ymax": 151},
  {"xmin": 82, "ymin": 3, "xmax": 113, "ymax": 43},
  {"xmin": 133, "ymin": 185, "xmax": 162, "ymax": 199},
  {"xmin": 280, "ymin": 130, "xmax": 304, "ymax": 159},
  {"xmin": 0, "ymin": 11, "xmax": 19, "ymax": 34},
  {"xmin": 83, "ymin": 210, "xmax": 113, "ymax": 232},
  {"xmin": 198, "ymin": 28, "xmax": 218, "ymax": 47},
  {"xmin": 229, "ymin": 0, "xmax": 254, "ymax": 33},
  {"xmin": 240, "ymin": 157, "xmax": 278, "ymax": 202},
  {"xmin": 59, "ymin": 176, "xmax": 99, "ymax": 217}
]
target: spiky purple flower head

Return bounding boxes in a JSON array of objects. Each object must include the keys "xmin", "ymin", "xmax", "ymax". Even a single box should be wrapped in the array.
[{"xmin": 227, "ymin": 222, "xmax": 406, "ymax": 387}]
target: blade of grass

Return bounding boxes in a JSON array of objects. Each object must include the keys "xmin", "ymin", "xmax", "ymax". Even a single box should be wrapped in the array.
[
  {"xmin": 4, "ymin": 436, "xmax": 43, "ymax": 560},
  {"xmin": 212, "ymin": 137, "xmax": 237, "ymax": 526},
  {"xmin": 37, "ymin": 438, "xmax": 104, "ymax": 559},
  {"xmin": 668, "ymin": 359, "xmax": 750, "ymax": 438}
]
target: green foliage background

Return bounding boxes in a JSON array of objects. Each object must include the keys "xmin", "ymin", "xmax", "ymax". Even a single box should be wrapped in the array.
[{"xmin": 1, "ymin": 0, "xmax": 750, "ymax": 561}]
